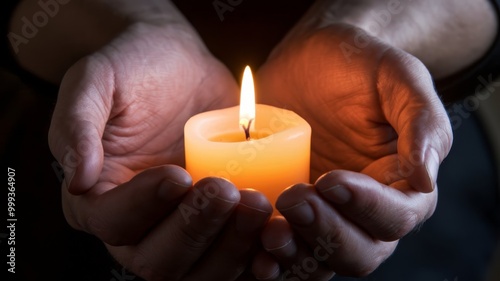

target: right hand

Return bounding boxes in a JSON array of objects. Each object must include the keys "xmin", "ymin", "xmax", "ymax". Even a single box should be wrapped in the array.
[
  {"xmin": 49, "ymin": 22, "xmax": 272, "ymax": 280},
  {"xmin": 252, "ymin": 23, "xmax": 452, "ymax": 279}
]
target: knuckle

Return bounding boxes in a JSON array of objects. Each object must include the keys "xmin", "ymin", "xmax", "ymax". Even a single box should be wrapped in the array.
[
  {"xmin": 86, "ymin": 216, "xmax": 117, "ymax": 244},
  {"xmin": 351, "ymin": 188, "xmax": 420, "ymax": 241},
  {"xmin": 320, "ymin": 228, "xmax": 344, "ymax": 264},
  {"xmin": 379, "ymin": 209, "xmax": 418, "ymax": 241},
  {"xmin": 354, "ymin": 198, "xmax": 379, "ymax": 223},
  {"xmin": 86, "ymin": 215, "xmax": 132, "ymax": 246},
  {"xmin": 393, "ymin": 210, "xmax": 419, "ymax": 238},
  {"xmin": 337, "ymin": 245, "xmax": 396, "ymax": 277},
  {"xmin": 131, "ymin": 249, "xmax": 175, "ymax": 281},
  {"xmin": 324, "ymin": 227, "xmax": 343, "ymax": 247},
  {"xmin": 177, "ymin": 225, "xmax": 213, "ymax": 252},
  {"xmin": 351, "ymin": 191, "xmax": 386, "ymax": 225}
]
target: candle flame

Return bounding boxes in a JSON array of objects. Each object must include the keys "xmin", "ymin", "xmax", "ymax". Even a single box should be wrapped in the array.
[{"xmin": 239, "ymin": 66, "xmax": 256, "ymax": 135}]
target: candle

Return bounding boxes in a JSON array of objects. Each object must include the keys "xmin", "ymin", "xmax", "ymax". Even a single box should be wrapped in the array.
[{"xmin": 184, "ymin": 66, "xmax": 311, "ymax": 215}]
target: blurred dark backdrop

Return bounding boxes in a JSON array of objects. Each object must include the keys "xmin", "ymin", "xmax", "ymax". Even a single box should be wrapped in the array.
[{"xmin": 1, "ymin": 1, "xmax": 499, "ymax": 281}]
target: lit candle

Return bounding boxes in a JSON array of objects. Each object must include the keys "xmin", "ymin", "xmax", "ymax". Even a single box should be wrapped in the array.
[{"xmin": 184, "ymin": 66, "xmax": 311, "ymax": 215}]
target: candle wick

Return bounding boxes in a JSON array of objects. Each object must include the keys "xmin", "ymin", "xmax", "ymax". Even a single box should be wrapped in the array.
[{"xmin": 242, "ymin": 119, "xmax": 253, "ymax": 141}]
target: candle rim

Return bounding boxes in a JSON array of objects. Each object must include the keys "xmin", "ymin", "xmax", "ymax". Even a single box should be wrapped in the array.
[{"xmin": 184, "ymin": 104, "xmax": 311, "ymax": 144}]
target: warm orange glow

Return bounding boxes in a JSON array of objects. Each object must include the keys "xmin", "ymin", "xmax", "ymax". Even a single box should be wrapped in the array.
[
  {"xmin": 184, "ymin": 65, "xmax": 311, "ymax": 216},
  {"xmin": 239, "ymin": 66, "xmax": 256, "ymax": 130}
]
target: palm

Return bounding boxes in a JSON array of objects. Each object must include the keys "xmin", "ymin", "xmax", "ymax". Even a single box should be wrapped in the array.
[
  {"xmin": 62, "ymin": 24, "xmax": 238, "ymax": 191},
  {"xmin": 258, "ymin": 25, "xmax": 429, "ymax": 183},
  {"xmin": 54, "ymin": 24, "xmax": 271, "ymax": 281},
  {"xmin": 254, "ymin": 25, "xmax": 453, "ymax": 280}
]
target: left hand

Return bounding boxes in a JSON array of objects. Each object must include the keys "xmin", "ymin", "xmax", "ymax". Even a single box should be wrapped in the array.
[
  {"xmin": 48, "ymin": 22, "xmax": 270, "ymax": 280},
  {"xmin": 252, "ymin": 24, "xmax": 453, "ymax": 279}
]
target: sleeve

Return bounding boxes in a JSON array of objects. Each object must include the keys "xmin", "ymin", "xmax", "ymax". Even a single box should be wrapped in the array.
[{"xmin": 435, "ymin": 0, "xmax": 500, "ymax": 103}]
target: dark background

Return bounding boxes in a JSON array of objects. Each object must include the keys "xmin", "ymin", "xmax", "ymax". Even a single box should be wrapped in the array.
[{"xmin": 1, "ymin": 1, "xmax": 499, "ymax": 281}]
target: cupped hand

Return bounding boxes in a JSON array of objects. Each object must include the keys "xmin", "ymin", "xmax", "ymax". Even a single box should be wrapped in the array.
[
  {"xmin": 49, "ymin": 22, "xmax": 272, "ymax": 280},
  {"xmin": 50, "ymin": 22, "xmax": 238, "ymax": 195},
  {"xmin": 253, "ymin": 24, "xmax": 453, "ymax": 279}
]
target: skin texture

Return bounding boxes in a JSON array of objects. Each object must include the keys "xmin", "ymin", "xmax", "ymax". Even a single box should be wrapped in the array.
[
  {"xmin": 254, "ymin": 24, "xmax": 453, "ymax": 280},
  {"xmin": 8, "ymin": 0, "xmax": 496, "ymax": 280},
  {"xmin": 287, "ymin": 0, "xmax": 498, "ymax": 79},
  {"xmin": 48, "ymin": 22, "xmax": 278, "ymax": 280}
]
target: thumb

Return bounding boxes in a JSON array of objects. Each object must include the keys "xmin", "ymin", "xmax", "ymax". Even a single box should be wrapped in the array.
[
  {"xmin": 378, "ymin": 50, "xmax": 453, "ymax": 192},
  {"xmin": 48, "ymin": 57, "xmax": 113, "ymax": 194}
]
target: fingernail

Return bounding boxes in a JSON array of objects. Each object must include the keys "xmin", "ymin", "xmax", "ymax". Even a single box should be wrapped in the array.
[
  {"xmin": 279, "ymin": 201, "xmax": 315, "ymax": 226},
  {"xmin": 158, "ymin": 178, "xmax": 191, "ymax": 201},
  {"xmin": 264, "ymin": 238, "xmax": 297, "ymax": 259},
  {"xmin": 255, "ymin": 267, "xmax": 280, "ymax": 280},
  {"xmin": 425, "ymin": 148, "xmax": 439, "ymax": 192},
  {"xmin": 264, "ymin": 238, "xmax": 293, "ymax": 251},
  {"xmin": 252, "ymin": 252, "xmax": 281, "ymax": 280},
  {"xmin": 318, "ymin": 185, "xmax": 351, "ymax": 204},
  {"xmin": 236, "ymin": 203, "xmax": 271, "ymax": 232},
  {"xmin": 196, "ymin": 179, "xmax": 240, "ymax": 218},
  {"xmin": 424, "ymin": 162, "xmax": 437, "ymax": 192}
]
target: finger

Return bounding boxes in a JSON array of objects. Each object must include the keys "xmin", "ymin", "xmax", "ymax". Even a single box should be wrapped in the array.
[
  {"xmin": 315, "ymin": 170, "xmax": 437, "ymax": 241},
  {"xmin": 260, "ymin": 217, "xmax": 334, "ymax": 281},
  {"xmin": 108, "ymin": 177, "xmax": 240, "ymax": 281},
  {"xmin": 251, "ymin": 250, "xmax": 280, "ymax": 280},
  {"xmin": 49, "ymin": 57, "xmax": 113, "ymax": 194},
  {"xmin": 262, "ymin": 217, "xmax": 297, "ymax": 260},
  {"xmin": 377, "ymin": 50, "xmax": 453, "ymax": 192},
  {"xmin": 277, "ymin": 183, "xmax": 398, "ymax": 277},
  {"xmin": 62, "ymin": 165, "xmax": 192, "ymax": 246},
  {"xmin": 184, "ymin": 189, "xmax": 272, "ymax": 281}
]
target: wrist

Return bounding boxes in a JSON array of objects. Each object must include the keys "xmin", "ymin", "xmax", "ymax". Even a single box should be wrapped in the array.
[
  {"xmin": 286, "ymin": 0, "xmax": 498, "ymax": 79},
  {"xmin": 8, "ymin": 0, "xmax": 196, "ymax": 84},
  {"xmin": 355, "ymin": 0, "xmax": 498, "ymax": 79}
]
